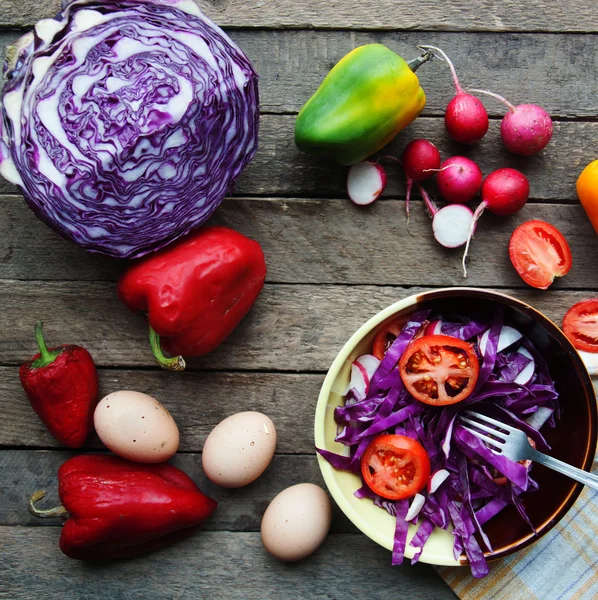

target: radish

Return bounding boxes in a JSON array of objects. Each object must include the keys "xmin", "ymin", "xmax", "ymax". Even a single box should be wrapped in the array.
[
  {"xmin": 423, "ymin": 319, "xmax": 443, "ymax": 336},
  {"xmin": 349, "ymin": 361, "xmax": 369, "ymax": 399},
  {"xmin": 405, "ymin": 493, "xmax": 425, "ymax": 522},
  {"xmin": 427, "ymin": 469, "xmax": 450, "ymax": 494},
  {"xmin": 436, "ymin": 156, "xmax": 483, "ymax": 204},
  {"xmin": 355, "ymin": 354, "xmax": 381, "ymax": 382},
  {"xmin": 418, "ymin": 45, "xmax": 489, "ymax": 144},
  {"xmin": 524, "ymin": 406, "xmax": 553, "ymax": 430},
  {"xmin": 469, "ymin": 89, "xmax": 553, "ymax": 156},
  {"xmin": 514, "ymin": 347, "xmax": 535, "ymax": 385},
  {"xmin": 479, "ymin": 325, "xmax": 523, "ymax": 355},
  {"xmin": 401, "ymin": 139, "xmax": 441, "ymax": 222},
  {"xmin": 347, "ymin": 161, "xmax": 387, "ymax": 206},
  {"xmin": 417, "ymin": 183, "xmax": 475, "ymax": 249},
  {"xmin": 462, "ymin": 168, "xmax": 530, "ymax": 276}
]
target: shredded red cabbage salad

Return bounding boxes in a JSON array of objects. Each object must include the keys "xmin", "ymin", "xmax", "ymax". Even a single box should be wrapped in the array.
[{"xmin": 317, "ymin": 310, "xmax": 559, "ymax": 578}]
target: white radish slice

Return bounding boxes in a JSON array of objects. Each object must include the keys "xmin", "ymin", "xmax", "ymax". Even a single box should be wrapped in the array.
[
  {"xmin": 525, "ymin": 406, "xmax": 554, "ymax": 430},
  {"xmin": 355, "ymin": 354, "xmax": 381, "ymax": 381},
  {"xmin": 349, "ymin": 360, "xmax": 369, "ymax": 399},
  {"xmin": 479, "ymin": 325, "xmax": 523, "ymax": 355},
  {"xmin": 347, "ymin": 162, "xmax": 387, "ymax": 206},
  {"xmin": 405, "ymin": 493, "xmax": 425, "ymax": 522},
  {"xmin": 427, "ymin": 469, "xmax": 450, "ymax": 494},
  {"xmin": 432, "ymin": 204, "xmax": 475, "ymax": 248},
  {"xmin": 578, "ymin": 350, "xmax": 598, "ymax": 377},
  {"xmin": 514, "ymin": 347, "xmax": 535, "ymax": 385},
  {"xmin": 423, "ymin": 320, "xmax": 443, "ymax": 336}
]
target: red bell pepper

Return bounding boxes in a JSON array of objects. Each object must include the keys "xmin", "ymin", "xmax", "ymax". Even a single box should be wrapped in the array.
[
  {"xmin": 117, "ymin": 226, "xmax": 266, "ymax": 371},
  {"xmin": 19, "ymin": 322, "xmax": 98, "ymax": 448},
  {"xmin": 28, "ymin": 454, "xmax": 218, "ymax": 560}
]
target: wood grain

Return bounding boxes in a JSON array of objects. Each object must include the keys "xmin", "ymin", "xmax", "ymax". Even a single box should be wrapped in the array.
[
  {"xmin": 1, "ymin": 116, "xmax": 595, "ymax": 199},
  {"xmin": 0, "ymin": 451, "xmax": 356, "ymax": 531},
  {"xmin": 2, "ymin": 30, "xmax": 597, "ymax": 119},
  {"xmin": 0, "ymin": 527, "xmax": 457, "ymax": 600},
  {"xmin": 0, "ymin": 369, "xmax": 323, "ymax": 452},
  {"xmin": 1, "ymin": 198, "xmax": 597, "ymax": 285},
  {"xmin": 0, "ymin": 284, "xmax": 596, "ymax": 370},
  {"xmin": 1, "ymin": 0, "xmax": 597, "ymax": 32}
]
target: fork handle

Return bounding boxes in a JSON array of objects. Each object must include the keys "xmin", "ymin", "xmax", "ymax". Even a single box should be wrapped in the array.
[{"xmin": 530, "ymin": 449, "xmax": 598, "ymax": 492}]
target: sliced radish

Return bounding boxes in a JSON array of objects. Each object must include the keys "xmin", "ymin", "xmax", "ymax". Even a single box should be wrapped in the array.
[
  {"xmin": 355, "ymin": 354, "xmax": 381, "ymax": 381},
  {"xmin": 524, "ymin": 406, "xmax": 554, "ymax": 430},
  {"xmin": 423, "ymin": 320, "xmax": 443, "ymax": 336},
  {"xmin": 405, "ymin": 493, "xmax": 425, "ymax": 522},
  {"xmin": 578, "ymin": 350, "xmax": 598, "ymax": 377},
  {"xmin": 479, "ymin": 325, "xmax": 523, "ymax": 355},
  {"xmin": 442, "ymin": 415, "xmax": 457, "ymax": 459},
  {"xmin": 432, "ymin": 204, "xmax": 475, "ymax": 249},
  {"xmin": 349, "ymin": 361, "xmax": 370, "ymax": 399},
  {"xmin": 347, "ymin": 162, "xmax": 387, "ymax": 206},
  {"xmin": 514, "ymin": 347, "xmax": 535, "ymax": 385},
  {"xmin": 427, "ymin": 469, "xmax": 450, "ymax": 494}
]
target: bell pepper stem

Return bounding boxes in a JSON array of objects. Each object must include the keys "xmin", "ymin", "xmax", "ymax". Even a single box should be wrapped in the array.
[
  {"xmin": 148, "ymin": 326, "xmax": 186, "ymax": 372},
  {"xmin": 31, "ymin": 322, "xmax": 64, "ymax": 368},
  {"xmin": 28, "ymin": 490, "xmax": 68, "ymax": 519},
  {"xmin": 407, "ymin": 49, "xmax": 434, "ymax": 73}
]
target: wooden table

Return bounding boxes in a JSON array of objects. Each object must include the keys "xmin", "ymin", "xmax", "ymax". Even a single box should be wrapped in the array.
[{"xmin": 1, "ymin": 1, "xmax": 598, "ymax": 598}]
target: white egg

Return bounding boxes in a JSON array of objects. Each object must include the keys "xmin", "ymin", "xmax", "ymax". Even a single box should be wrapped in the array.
[
  {"xmin": 261, "ymin": 483, "xmax": 332, "ymax": 561},
  {"xmin": 94, "ymin": 390, "xmax": 179, "ymax": 463},
  {"xmin": 202, "ymin": 411, "xmax": 276, "ymax": 488}
]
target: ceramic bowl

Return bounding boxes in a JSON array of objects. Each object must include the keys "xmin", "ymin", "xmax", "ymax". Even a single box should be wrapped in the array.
[{"xmin": 314, "ymin": 287, "xmax": 597, "ymax": 567}]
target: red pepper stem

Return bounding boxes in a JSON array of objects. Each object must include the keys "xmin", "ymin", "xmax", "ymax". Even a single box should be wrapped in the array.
[
  {"xmin": 28, "ymin": 490, "xmax": 68, "ymax": 519},
  {"xmin": 148, "ymin": 326, "xmax": 186, "ymax": 372},
  {"xmin": 31, "ymin": 321, "xmax": 63, "ymax": 368}
]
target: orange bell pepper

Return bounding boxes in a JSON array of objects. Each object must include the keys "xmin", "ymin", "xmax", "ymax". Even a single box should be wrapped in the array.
[{"xmin": 577, "ymin": 160, "xmax": 598, "ymax": 234}]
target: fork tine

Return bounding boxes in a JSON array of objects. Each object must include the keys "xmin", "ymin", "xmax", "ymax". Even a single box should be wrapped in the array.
[
  {"xmin": 459, "ymin": 416, "xmax": 509, "ymax": 440},
  {"xmin": 459, "ymin": 424, "xmax": 502, "ymax": 451},
  {"xmin": 464, "ymin": 410, "xmax": 515, "ymax": 433}
]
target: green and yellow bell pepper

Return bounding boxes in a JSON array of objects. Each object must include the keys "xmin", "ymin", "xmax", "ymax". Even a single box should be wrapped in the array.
[{"xmin": 295, "ymin": 44, "xmax": 431, "ymax": 165}]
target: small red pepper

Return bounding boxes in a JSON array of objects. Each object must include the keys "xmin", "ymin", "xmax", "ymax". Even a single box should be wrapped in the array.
[
  {"xmin": 117, "ymin": 226, "xmax": 266, "ymax": 371},
  {"xmin": 28, "ymin": 454, "xmax": 218, "ymax": 560},
  {"xmin": 19, "ymin": 322, "xmax": 98, "ymax": 448}
]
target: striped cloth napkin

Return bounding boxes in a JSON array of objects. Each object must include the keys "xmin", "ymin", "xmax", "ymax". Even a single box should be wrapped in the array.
[{"xmin": 437, "ymin": 453, "xmax": 598, "ymax": 600}]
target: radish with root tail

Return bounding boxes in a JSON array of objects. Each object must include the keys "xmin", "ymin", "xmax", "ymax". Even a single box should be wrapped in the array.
[
  {"xmin": 418, "ymin": 45, "xmax": 489, "ymax": 144},
  {"xmin": 417, "ymin": 183, "xmax": 475, "ymax": 249},
  {"xmin": 401, "ymin": 139, "xmax": 441, "ymax": 222},
  {"xmin": 347, "ymin": 161, "xmax": 387, "ymax": 206},
  {"xmin": 468, "ymin": 89, "xmax": 553, "ymax": 156},
  {"xmin": 435, "ymin": 156, "xmax": 483, "ymax": 204},
  {"xmin": 461, "ymin": 168, "xmax": 529, "ymax": 276}
]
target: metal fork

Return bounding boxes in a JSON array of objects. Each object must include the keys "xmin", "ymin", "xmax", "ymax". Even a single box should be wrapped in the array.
[{"xmin": 459, "ymin": 410, "xmax": 598, "ymax": 491}]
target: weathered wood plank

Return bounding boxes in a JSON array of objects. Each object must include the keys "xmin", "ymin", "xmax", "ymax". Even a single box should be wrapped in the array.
[
  {"xmin": 1, "ymin": 116, "xmax": 595, "ymax": 199},
  {"xmin": 0, "ymin": 369, "xmax": 323, "ymax": 452},
  {"xmin": 0, "ymin": 284, "xmax": 596, "ymax": 370},
  {"xmin": 1, "ymin": 0, "xmax": 597, "ymax": 33},
  {"xmin": 1, "ymin": 198, "xmax": 597, "ymax": 284},
  {"xmin": 0, "ymin": 527, "xmax": 456, "ymax": 600},
  {"xmin": 2, "ymin": 30, "xmax": 597, "ymax": 119},
  {"xmin": 1, "ymin": 451, "xmax": 357, "ymax": 531}
]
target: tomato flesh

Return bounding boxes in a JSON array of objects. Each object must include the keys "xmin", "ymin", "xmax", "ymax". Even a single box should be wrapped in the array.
[
  {"xmin": 399, "ymin": 335, "xmax": 479, "ymax": 405},
  {"xmin": 509, "ymin": 220, "xmax": 572, "ymax": 290},
  {"xmin": 372, "ymin": 319, "xmax": 406, "ymax": 360},
  {"xmin": 361, "ymin": 434, "xmax": 431, "ymax": 500},
  {"xmin": 563, "ymin": 299, "xmax": 598, "ymax": 353}
]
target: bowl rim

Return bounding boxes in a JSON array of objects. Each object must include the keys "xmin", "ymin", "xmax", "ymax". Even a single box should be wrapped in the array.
[{"xmin": 314, "ymin": 287, "xmax": 597, "ymax": 567}]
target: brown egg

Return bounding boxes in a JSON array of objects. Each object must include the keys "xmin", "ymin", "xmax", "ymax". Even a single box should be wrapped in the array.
[
  {"xmin": 202, "ymin": 411, "xmax": 276, "ymax": 488},
  {"xmin": 261, "ymin": 483, "xmax": 332, "ymax": 561},
  {"xmin": 94, "ymin": 391, "xmax": 179, "ymax": 463}
]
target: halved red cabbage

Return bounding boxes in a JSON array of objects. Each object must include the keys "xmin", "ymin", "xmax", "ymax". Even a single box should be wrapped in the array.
[
  {"xmin": 317, "ymin": 311, "xmax": 560, "ymax": 578},
  {"xmin": 0, "ymin": 0, "xmax": 259, "ymax": 258}
]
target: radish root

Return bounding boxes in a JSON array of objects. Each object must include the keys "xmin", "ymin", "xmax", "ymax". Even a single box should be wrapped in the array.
[{"xmin": 461, "ymin": 201, "xmax": 487, "ymax": 277}]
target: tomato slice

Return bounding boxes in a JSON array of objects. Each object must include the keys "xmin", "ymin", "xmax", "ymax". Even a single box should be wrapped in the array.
[
  {"xmin": 563, "ymin": 299, "xmax": 598, "ymax": 353},
  {"xmin": 509, "ymin": 220, "xmax": 572, "ymax": 290},
  {"xmin": 361, "ymin": 434, "xmax": 431, "ymax": 500},
  {"xmin": 372, "ymin": 319, "xmax": 406, "ymax": 360},
  {"xmin": 399, "ymin": 334, "xmax": 479, "ymax": 405}
]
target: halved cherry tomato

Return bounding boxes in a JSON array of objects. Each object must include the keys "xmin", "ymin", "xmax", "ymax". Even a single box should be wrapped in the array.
[
  {"xmin": 372, "ymin": 318, "xmax": 406, "ymax": 360},
  {"xmin": 399, "ymin": 335, "xmax": 479, "ymax": 406},
  {"xmin": 361, "ymin": 434, "xmax": 431, "ymax": 500},
  {"xmin": 563, "ymin": 299, "xmax": 598, "ymax": 353},
  {"xmin": 509, "ymin": 220, "xmax": 572, "ymax": 290}
]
